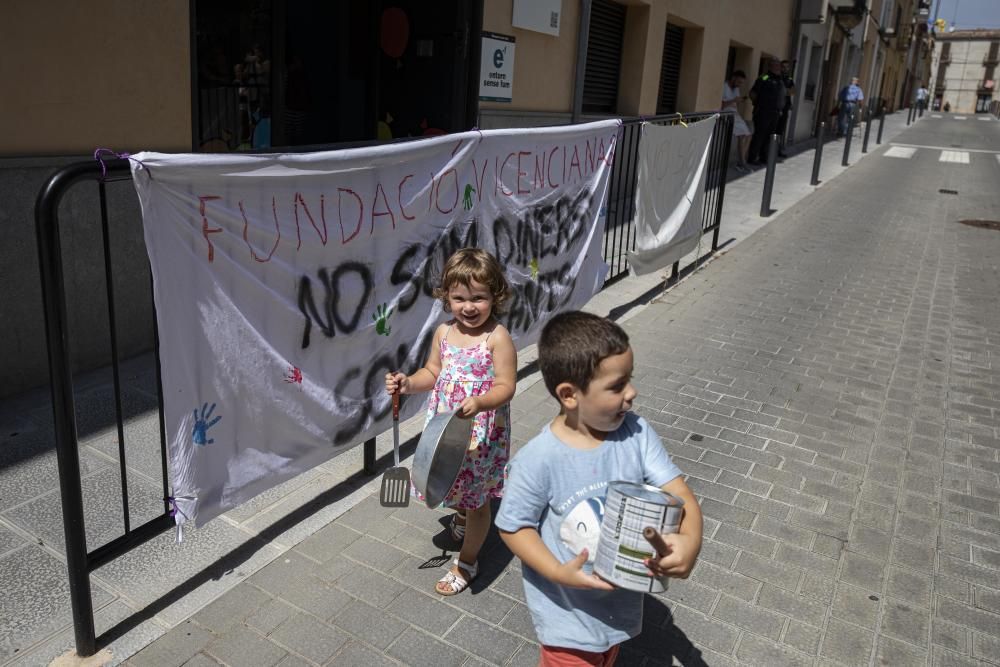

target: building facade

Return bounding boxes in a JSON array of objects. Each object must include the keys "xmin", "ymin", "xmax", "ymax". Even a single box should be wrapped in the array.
[
  {"xmin": 480, "ymin": 0, "xmax": 796, "ymax": 129},
  {"xmin": 930, "ymin": 29, "xmax": 1000, "ymax": 114},
  {"xmin": 1, "ymin": 0, "xmax": 799, "ymax": 396},
  {"xmin": 788, "ymin": 0, "xmax": 932, "ymax": 144},
  {"xmin": 3, "ymin": 0, "xmax": 799, "ymax": 157}
]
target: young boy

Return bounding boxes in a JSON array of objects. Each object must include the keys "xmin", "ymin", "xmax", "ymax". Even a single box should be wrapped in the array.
[{"xmin": 496, "ymin": 311, "xmax": 702, "ymax": 666}]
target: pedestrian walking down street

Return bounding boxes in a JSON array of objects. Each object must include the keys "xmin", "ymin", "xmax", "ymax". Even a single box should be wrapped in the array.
[
  {"xmin": 747, "ymin": 58, "xmax": 786, "ymax": 166},
  {"xmin": 837, "ymin": 76, "xmax": 864, "ymax": 138},
  {"xmin": 915, "ymin": 83, "xmax": 929, "ymax": 114},
  {"xmin": 721, "ymin": 70, "xmax": 752, "ymax": 172},
  {"xmin": 385, "ymin": 249, "xmax": 517, "ymax": 597},
  {"xmin": 776, "ymin": 60, "xmax": 797, "ymax": 157}
]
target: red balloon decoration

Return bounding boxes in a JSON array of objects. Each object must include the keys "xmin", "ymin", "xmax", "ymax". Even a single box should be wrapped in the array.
[{"xmin": 380, "ymin": 8, "xmax": 409, "ymax": 59}]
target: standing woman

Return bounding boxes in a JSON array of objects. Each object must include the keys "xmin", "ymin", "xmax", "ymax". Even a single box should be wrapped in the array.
[{"xmin": 722, "ymin": 70, "xmax": 752, "ymax": 172}]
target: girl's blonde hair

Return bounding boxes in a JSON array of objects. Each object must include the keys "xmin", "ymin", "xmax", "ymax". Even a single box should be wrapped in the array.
[{"xmin": 434, "ymin": 248, "xmax": 511, "ymax": 315}]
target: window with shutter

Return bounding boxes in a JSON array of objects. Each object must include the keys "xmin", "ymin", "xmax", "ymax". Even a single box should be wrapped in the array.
[
  {"xmin": 657, "ymin": 24, "xmax": 685, "ymax": 114},
  {"xmin": 582, "ymin": 0, "xmax": 626, "ymax": 114}
]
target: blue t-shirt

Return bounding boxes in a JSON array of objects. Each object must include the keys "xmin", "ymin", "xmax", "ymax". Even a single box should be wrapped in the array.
[
  {"xmin": 495, "ymin": 413, "xmax": 682, "ymax": 651},
  {"xmin": 840, "ymin": 84, "xmax": 864, "ymax": 103}
]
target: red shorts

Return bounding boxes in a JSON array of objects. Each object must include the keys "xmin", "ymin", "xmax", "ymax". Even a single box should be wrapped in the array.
[{"xmin": 539, "ymin": 644, "xmax": 620, "ymax": 667}]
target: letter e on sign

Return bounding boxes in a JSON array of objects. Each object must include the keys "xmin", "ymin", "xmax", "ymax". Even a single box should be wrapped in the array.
[{"xmin": 480, "ymin": 32, "xmax": 515, "ymax": 103}]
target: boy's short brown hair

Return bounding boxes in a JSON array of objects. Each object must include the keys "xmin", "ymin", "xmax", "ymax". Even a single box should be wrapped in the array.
[{"xmin": 538, "ymin": 311, "xmax": 630, "ymax": 397}]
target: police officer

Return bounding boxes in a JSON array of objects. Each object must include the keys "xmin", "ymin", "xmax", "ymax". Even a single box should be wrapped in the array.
[
  {"xmin": 748, "ymin": 58, "xmax": 786, "ymax": 165},
  {"xmin": 776, "ymin": 60, "xmax": 796, "ymax": 158}
]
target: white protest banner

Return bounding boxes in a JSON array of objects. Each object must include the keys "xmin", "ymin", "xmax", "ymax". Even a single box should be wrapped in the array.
[
  {"xmin": 130, "ymin": 120, "xmax": 618, "ymax": 528},
  {"xmin": 628, "ymin": 117, "xmax": 717, "ymax": 275}
]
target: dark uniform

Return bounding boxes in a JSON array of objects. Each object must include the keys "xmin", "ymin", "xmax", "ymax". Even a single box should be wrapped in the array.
[
  {"xmin": 748, "ymin": 72, "xmax": 786, "ymax": 163},
  {"xmin": 776, "ymin": 73, "xmax": 795, "ymax": 155}
]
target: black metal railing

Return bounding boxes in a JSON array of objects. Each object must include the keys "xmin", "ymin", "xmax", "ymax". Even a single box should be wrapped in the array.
[
  {"xmin": 602, "ymin": 111, "xmax": 733, "ymax": 284},
  {"xmin": 35, "ymin": 110, "xmax": 730, "ymax": 657},
  {"xmin": 35, "ymin": 159, "xmax": 174, "ymax": 656}
]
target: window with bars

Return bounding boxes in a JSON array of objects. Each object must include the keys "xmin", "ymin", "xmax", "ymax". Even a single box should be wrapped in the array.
[
  {"xmin": 582, "ymin": 0, "xmax": 626, "ymax": 114},
  {"xmin": 985, "ymin": 41, "xmax": 999, "ymax": 65},
  {"xmin": 657, "ymin": 23, "xmax": 685, "ymax": 114}
]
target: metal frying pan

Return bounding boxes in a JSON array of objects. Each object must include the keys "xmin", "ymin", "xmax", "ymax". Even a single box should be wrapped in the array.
[{"xmin": 411, "ymin": 409, "xmax": 475, "ymax": 508}]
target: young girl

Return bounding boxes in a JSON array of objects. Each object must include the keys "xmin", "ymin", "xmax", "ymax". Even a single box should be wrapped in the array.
[{"xmin": 385, "ymin": 248, "xmax": 516, "ymax": 596}]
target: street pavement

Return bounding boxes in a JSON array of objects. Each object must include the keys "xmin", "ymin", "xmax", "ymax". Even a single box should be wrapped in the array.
[{"xmin": 2, "ymin": 109, "xmax": 998, "ymax": 666}]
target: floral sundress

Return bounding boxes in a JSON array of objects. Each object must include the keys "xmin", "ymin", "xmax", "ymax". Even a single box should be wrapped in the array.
[{"xmin": 421, "ymin": 325, "xmax": 510, "ymax": 510}]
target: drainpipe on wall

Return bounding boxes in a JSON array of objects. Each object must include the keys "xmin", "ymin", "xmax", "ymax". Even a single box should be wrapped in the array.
[
  {"xmin": 903, "ymin": 15, "xmax": 919, "ymax": 106},
  {"xmin": 864, "ymin": 0, "xmax": 882, "ymax": 108},
  {"xmin": 572, "ymin": 0, "xmax": 592, "ymax": 123},
  {"xmin": 786, "ymin": 0, "xmax": 803, "ymax": 145},
  {"xmin": 813, "ymin": 6, "xmax": 839, "ymax": 138}
]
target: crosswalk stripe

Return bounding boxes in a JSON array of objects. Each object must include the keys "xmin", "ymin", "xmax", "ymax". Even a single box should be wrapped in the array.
[
  {"xmin": 885, "ymin": 146, "xmax": 917, "ymax": 158},
  {"xmin": 978, "ymin": 117, "xmax": 993, "ymax": 121},
  {"xmin": 939, "ymin": 150, "xmax": 970, "ymax": 164},
  {"xmin": 954, "ymin": 116, "xmax": 967, "ymax": 120},
  {"xmin": 891, "ymin": 142, "xmax": 1000, "ymax": 154},
  {"xmin": 931, "ymin": 114, "xmax": 943, "ymax": 118}
]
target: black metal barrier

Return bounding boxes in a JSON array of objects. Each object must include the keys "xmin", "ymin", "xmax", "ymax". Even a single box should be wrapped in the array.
[
  {"xmin": 862, "ymin": 108, "xmax": 873, "ymax": 153},
  {"xmin": 36, "ymin": 111, "xmax": 731, "ymax": 656},
  {"xmin": 760, "ymin": 135, "xmax": 779, "ymax": 217},
  {"xmin": 810, "ymin": 122, "xmax": 825, "ymax": 186},
  {"xmin": 842, "ymin": 112, "xmax": 856, "ymax": 166},
  {"xmin": 36, "ymin": 159, "xmax": 172, "ymax": 656},
  {"xmin": 603, "ymin": 111, "xmax": 733, "ymax": 284},
  {"xmin": 35, "ymin": 159, "xmax": 381, "ymax": 657}
]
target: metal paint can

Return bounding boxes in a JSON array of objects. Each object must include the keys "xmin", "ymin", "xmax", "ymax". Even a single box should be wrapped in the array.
[{"xmin": 594, "ymin": 481, "xmax": 685, "ymax": 593}]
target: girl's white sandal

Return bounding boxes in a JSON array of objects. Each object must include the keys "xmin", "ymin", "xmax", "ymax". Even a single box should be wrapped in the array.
[{"xmin": 435, "ymin": 559, "xmax": 478, "ymax": 596}]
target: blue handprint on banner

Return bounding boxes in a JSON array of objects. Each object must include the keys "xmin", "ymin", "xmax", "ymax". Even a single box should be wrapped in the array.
[{"xmin": 192, "ymin": 402, "xmax": 221, "ymax": 446}]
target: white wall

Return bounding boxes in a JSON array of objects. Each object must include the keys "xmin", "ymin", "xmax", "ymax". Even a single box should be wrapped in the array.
[{"xmin": 791, "ymin": 22, "xmax": 830, "ymax": 142}]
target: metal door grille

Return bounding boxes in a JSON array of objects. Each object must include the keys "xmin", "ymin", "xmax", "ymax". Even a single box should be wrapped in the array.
[
  {"xmin": 582, "ymin": 0, "xmax": 626, "ymax": 113},
  {"xmin": 658, "ymin": 24, "xmax": 685, "ymax": 114}
]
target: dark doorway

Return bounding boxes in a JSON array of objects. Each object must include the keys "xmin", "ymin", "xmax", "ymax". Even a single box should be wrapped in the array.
[
  {"xmin": 192, "ymin": 0, "xmax": 481, "ymax": 151},
  {"xmin": 657, "ymin": 23, "xmax": 685, "ymax": 114},
  {"xmin": 374, "ymin": 0, "xmax": 478, "ymax": 141}
]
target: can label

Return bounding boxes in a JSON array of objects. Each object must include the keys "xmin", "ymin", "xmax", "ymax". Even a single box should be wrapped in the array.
[{"xmin": 593, "ymin": 482, "xmax": 684, "ymax": 593}]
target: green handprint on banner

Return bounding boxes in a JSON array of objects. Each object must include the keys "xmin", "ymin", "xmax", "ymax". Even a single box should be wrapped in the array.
[
  {"xmin": 373, "ymin": 303, "xmax": 393, "ymax": 336},
  {"xmin": 463, "ymin": 184, "xmax": 475, "ymax": 211}
]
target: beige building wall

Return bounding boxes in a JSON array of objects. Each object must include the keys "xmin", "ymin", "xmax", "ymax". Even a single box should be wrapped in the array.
[
  {"xmin": 932, "ymin": 34, "xmax": 998, "ymax": 114},
  {"xmin": 1, "ymin": 0, "xmax": 191, "ymax": 156},
  {"xmin": 482, "ymin": 0, "xmax": 580, "ymax": 114},
  {"xmin": 481, "ymin": 0, "xmax": 794, "ymax": 122},
  {"xmin": 661, "ymin": 0, "xmax": 793, "ymax": 113}
]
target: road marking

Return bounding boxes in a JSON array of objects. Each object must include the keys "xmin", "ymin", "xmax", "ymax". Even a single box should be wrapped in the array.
[
  {"xmin": 954, "ymin": 116, "xmax": 967, "ymax": 120},
  {"xmin": 891, "ymin": 142, "xmax": 1000, "ymax": 154},
  {"xmin": 885, "ymin": 146, "xmax": 917, "ymax": 158},
  {"xmin": 978, "ymin": 117, "xmax": 993, "ymax": 121},
  {"xmin": 931, "ymin": 114, "xmax": 943, "ymax": 118},
  {"xmin": 939, "ymin": 150, "xmax": 970, "ymax": 163},
  {"xmin": 996, "ymin": 155, "xmax": 1000, "ymax": 166}
]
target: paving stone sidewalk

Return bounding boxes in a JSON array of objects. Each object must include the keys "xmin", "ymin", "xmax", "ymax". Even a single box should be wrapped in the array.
[
  {"xmin": 125, "ymin": 114, "xmax": 999, "ymax": 665},
  {"xmin": 12, "ymin": 110, "xmax": 996, "ymax": 666}
]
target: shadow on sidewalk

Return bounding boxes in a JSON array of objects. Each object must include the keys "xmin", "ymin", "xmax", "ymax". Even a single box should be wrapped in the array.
[
  {"xmin": 93, "ymin": 433, "xmax": 423, "ymax": 648},
  {"xmin": 622, "ymin": 596, "xmax": 711, "ymax": 666}
]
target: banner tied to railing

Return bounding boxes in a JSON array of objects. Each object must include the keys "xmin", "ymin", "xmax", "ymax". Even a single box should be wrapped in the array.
[
  {"xmin": 628, "ymin": 116, "xmax": 717, "ymax": 275},
  {"xmin": 130, "ymin": 119, "xmax": 619, "ymax": 528}
]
